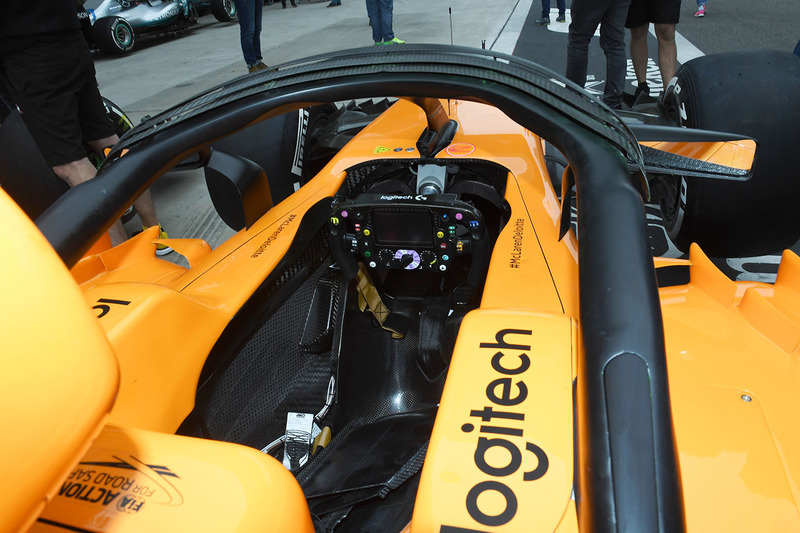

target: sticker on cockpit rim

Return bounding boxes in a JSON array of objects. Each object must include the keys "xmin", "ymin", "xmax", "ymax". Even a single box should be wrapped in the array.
[
  {"xmin": 445, "ymin": 143, "xmax": 475, "ymax": 157},
  {"xmin": 373, "ymin": 146, "xmax": 392, "ymax": 154}
]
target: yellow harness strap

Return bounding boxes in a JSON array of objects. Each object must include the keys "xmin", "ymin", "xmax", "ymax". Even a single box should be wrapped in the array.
[{"xmin": 355, "ymin": 263, "xmax": 406, "ymax": 339}]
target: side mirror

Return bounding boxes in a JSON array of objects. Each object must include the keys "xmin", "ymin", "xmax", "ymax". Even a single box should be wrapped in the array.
[{"xmin": 204, "ymin": 149, "xmax": 273, "ymax": 231}]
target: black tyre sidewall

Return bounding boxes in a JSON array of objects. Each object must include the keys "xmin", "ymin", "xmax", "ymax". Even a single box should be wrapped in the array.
[
  {"xmin": 211, "ymin": 0, "xmax": 237, "ymax": 22},
  {"xmin": 662, "ymin": 51, "xmax": 800, "ymax": 257},
  {"xmin": 93, "ymin": 17, "xmax": 135, "ymax": 55},
  {"xmin": 206, "ymin": 109, "xmax": 307, "ymax": 204}
]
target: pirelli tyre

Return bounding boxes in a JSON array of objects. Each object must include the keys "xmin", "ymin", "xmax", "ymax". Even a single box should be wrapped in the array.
[
  {"xmin": 211, "ymin": 0, "xmax": 237, "ymax": 22},
  {"xmin": 659, "ymin": 50, "xmax": 800, "ymax": 257},
  {"xmin": 92, "ymin": 17, "xmax": 135, "ymax": 55}
]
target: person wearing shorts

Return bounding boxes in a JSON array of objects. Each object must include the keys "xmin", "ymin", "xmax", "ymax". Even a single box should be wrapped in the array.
[
  {"xmin": 1, "ymin": 34, "xmax": 117, "ymax": 178},
  {"xmin": 0, "ymin": 0, "xmax": 169, "ymax": 249},
  {"xmin": 625, "ymin": 0, "xmax": 681, "ymax": 99}
]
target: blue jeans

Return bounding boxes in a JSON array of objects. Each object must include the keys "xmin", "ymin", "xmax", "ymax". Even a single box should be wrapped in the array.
[
  {"xmin": 566, "ymin": 0, "xmax": 631, "ymax": 108},
  {"xmin": 366, "ymin": 0, "xmax": 395, "ymax": 42},
  {"xmin": 542, "ymin": 0, "xmax": 565, "ymax": 17},
  {"xmin": 233, "ymin": 0, "xmax": 263, "ymax": 66}
]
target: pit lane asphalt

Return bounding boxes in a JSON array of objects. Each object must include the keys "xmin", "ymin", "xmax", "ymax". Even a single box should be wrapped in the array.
[{"xmin": 93, "ymin": 0, "xmax": 799, "ymax": 277}]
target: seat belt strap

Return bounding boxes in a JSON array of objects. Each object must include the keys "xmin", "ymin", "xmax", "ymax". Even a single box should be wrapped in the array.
[{"xmin": 354, "ymin": 263, "xmax": 407, "ymax": 339}]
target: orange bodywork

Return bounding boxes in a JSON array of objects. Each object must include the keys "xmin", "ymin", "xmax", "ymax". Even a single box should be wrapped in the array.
[
  {"xmin": 642, "ymin": 138, "xmax": 757, "ymax": 171},
  {"xmin": 3, "ymin": 98, "xmax": 800, "ymax": 531}
]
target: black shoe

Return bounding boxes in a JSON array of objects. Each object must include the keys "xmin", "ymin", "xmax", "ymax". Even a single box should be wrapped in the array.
[
  {"xmin": 623, "ymin": 82, "xmax": 655, "ymax": 107},
  {"xmin": 635, "ymin": 81, "xmax": 650, "ymax": 97},
  {"xmin": 535, "ymin": 16, "xmax": 550, "ymax": 25},
  {"xmin": 291, "ymin": 1, "xmax": 297, "ymax": 5},
  {"xmin": 556, "ymin": 14, "xmax": 566, "ymax": 22}
]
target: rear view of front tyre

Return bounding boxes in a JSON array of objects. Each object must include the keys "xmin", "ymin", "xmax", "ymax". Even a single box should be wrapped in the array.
[
  {"xmin": 659, "ymin": 50, "xmax": 800, "ymax": 257},
  {"xmin": 92, "ymin": 16, "xmax": 135, "ymax": 55},
  {"xmin": 211, "ymin": 0, "xmax": 237, "ymax": 22}
]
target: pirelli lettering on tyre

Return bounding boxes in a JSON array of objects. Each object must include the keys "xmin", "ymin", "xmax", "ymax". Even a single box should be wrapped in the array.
[{"xmin": 443, "ymin": 328, "xmax": 550, "ymax": 531}]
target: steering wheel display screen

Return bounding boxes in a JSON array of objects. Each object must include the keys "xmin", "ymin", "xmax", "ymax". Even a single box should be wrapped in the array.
[{"xmin": 372, "ymin": 210, "xmax": 433, "ymax": 246}]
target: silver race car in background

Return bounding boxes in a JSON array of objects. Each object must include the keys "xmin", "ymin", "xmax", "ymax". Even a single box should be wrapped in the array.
[{"xmin": 79, "ymin": 0, "xmax": 236, "ymax": 55}]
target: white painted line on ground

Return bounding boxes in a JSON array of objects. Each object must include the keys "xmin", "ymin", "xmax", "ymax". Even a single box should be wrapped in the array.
[
  {"xmin": 491, "ymin": 0, "xmax": 534, "ymax": 53},
  {"xmin": 674, "ymin": 29, "xmax": 706, "ymax": 62}
]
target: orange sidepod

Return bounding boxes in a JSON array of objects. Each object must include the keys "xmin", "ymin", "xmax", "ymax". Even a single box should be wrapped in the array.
[
  {"xmin": 412, "ymin": 310, "xmax": 575, "ymax": 532},
  {"xmin": 0, "ymin": 190, "xmax": 119, "ymax": 532},
  {"xmin": 32, "ymin": 425, "xmax": 314, "ymax": 533},
  {"xmin": 660, "ymin": 245, "xmax": 800, "ymax": 530}
]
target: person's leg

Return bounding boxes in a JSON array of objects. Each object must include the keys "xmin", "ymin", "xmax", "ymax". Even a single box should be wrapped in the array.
[
  {"xmin": 537, "ymin": 0, "xmax": 552, "ymax": 23},
  {"xmin": 131, "ymin": 190, "xmax": 160, "ymax": 228},
  {"xmin": 52, "ymin": 157, "xmax": 100, "ymax": 187},
  {"xmin": 557, "ymin": 0, "xmax": 566, "ymax": 19},
  {"xmin": 252, "ymin": 0, "xmax": 263, "ymax": 61},
  {"xmin": 233, "ymin": 0, "xmax": 257, "ymax": 66},
  {"xmin": 85, "ymin": 133, "xmax": 164, "ymax": 242},
  {"xmin": 599, "ymin": 0, "xmax": 632, "ymax": 108},
  {"xmin": 654, "ymin": 23, "xmax": 677, "ymax": 86},
  {"xmin": 365, "ymin": 0, "xmax": 382, "ymax": 42},
  {"xmin": 566, "ymin": 0, "xmax": 603, "ymax": 87},
  {"xmin": 50, "ymin": 157, "xmax": 128, "ymax": 244},
  {"xmin": 378, "ymin": 0, "xmax": 394, "ymax": 41},
  {"xmin": 628, "ymin": 24, "xmax": 650, "ymax": 85}
]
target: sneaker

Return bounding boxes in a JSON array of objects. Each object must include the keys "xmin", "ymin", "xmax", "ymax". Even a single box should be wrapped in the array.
[
  {"xmin": 535, "ymin": 16, "xmax": 550, "ymax": 25},
  {"xmin": 153, "ymin": 226, "xmax": 173, "ymax": 256},
  {"xmin": 633, "ymin": 81, "xmax": 650, "ymax": 101},
  {"xmin": 622, "ymin": 81, "xmax": 651, "ymax": 107},
  {"xmin": 385, "ymin": 37, "xmax": 405, "ymax": 44},
  {"xmin": 248, "ymin": 61, "xmax": 268, "ymax": 74},
  {"xmin": 694, "ymin": 4, "xmax": 705, "ymax": 16},
  {"xmin": 556, "ymin": 14, "xmax": 566, "ymax": 22},
  {"xmin": 375, "ymin": 40, "xmax": 384, "ymax": 45},
  {"xmin": 135, "ymin": 225, "xmax": 173, "ymax": 256}
]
